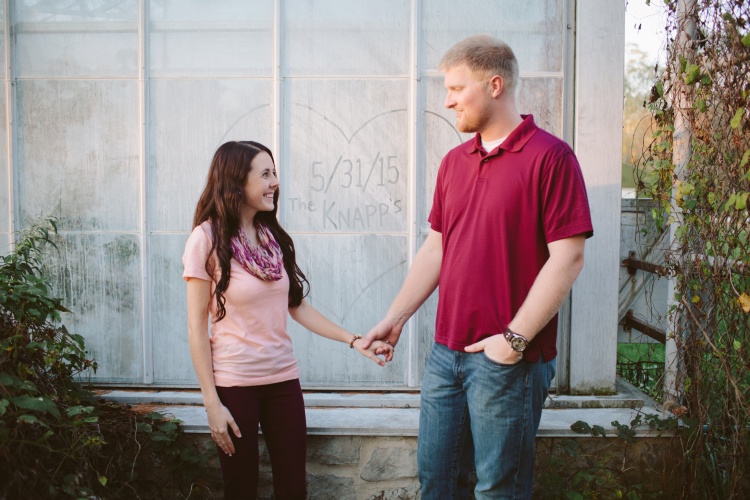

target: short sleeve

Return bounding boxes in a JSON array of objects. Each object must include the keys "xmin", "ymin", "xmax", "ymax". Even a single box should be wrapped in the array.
[
  {"xmin": 182, "ymin": 224, "xmax": 213, "ymax": 282},
  {"xmin": 541, "ymin": 151, "xmax": 594, "ymax": 243},
  {"xmin": 428, "ymin": 157, "xmax": 447, "ymax": 233}
]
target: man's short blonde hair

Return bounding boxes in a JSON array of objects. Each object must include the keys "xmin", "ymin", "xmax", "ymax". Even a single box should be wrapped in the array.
[{"xmin": 439, "ymin": 35, "xmax": 519, "ymax": 95}]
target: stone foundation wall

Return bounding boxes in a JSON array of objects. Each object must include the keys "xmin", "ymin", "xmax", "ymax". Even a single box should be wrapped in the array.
[{"xmin": 188, "ymin": 433, "xmax": 681, "ymax": 499}]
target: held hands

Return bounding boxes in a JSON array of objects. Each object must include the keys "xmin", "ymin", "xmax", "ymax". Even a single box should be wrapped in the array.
[
  {"xmin": 205, "ymin": 401, "xmax": 241, "ymax": 456},
  {"xmin": 464, "ymin": 333, "xmax": 523, "ymax": 364},
  {"xmin": 359, "ymin": 318, "xmax": 402, "ymax": 363},
  {"xmin": 352, "ymin": 336, "xmax": 394, "ymax": 366}
]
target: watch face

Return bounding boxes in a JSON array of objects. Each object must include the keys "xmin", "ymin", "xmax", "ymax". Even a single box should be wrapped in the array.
[{"xmin": 510, "ymin": 337, "xmax": 526, "ymax": 352}]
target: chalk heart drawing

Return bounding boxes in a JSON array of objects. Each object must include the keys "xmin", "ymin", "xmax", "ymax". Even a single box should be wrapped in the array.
[
  {"xmin": 286, "ymin": 104, "xmax": 409, "ymax": 234},
  {"xmin": 285, "ymin": 104, "xmax": 410, "ymax": 324}
]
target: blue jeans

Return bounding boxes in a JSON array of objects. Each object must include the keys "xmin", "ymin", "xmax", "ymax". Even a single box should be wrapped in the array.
[{"xmin": 418, "ymin": 343, "xmax": 555, "ymax": 500}]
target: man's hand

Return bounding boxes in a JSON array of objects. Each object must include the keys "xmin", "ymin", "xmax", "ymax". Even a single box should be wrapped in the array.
[
  {"xmin": 360, "ymin": 318, "xmax": 402, "ymax": 362},
  {"xmin": 464, "ymin": 334, "xmax": 523, "ymax": 364},
  {"xmin": 354, "ymin": 339, "xmax": 394, "ymax": 366}
]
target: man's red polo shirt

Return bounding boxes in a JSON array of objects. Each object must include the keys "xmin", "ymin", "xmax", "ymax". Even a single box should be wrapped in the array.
[{"xmin": 428, "ymin": 115, "xmax": 593, "ymax": 362}]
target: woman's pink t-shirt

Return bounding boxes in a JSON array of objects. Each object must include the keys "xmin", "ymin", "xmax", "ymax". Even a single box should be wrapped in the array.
[{"xmin": 182, "ymin": 222, "xmax": 299, "ymax": 387}]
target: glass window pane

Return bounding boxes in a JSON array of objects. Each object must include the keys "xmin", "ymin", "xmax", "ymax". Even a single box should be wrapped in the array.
[
  {"xmin": 291, "ymin": 234, "xmax": 409, "ymax": 387},
  {"xmin": 282, "ymin": 79, "xmax": 409, "ymax": 234},
  {"xmin": 15, "ymin": 0, "xmax": 138, "ymax": 78},
  {"xmin": 0, "ymin": 2, "xmax": 6, "ymax": 77},
  {"xmin": 422, "ymin": 0, "xmax": 565, "ymax": 73},
  {"xmin": 283, "ymin": 0, "xmax": 410, "ymax": 76},
  {"xmin": 149, "ymin": 0, "xmax": 273, "ymax": 77},
  {"xmin": 47, "ymin": 233, "xmax": 143, "ymax": 383},
  {"xmin": 518, "ymin": 77, "xmax": 564, "ymax": 138},
  {"xmin": 151, "ymin": 233, "xmax": 195, "ymax": 385},
  {"xmin": 16, "ymin": 80, "xmax": 140, "ymax": 231},
  {"xmin": 149, "ymin": 79, "xmax": 272, "ymax": 232},
  {"xmin": 0, "ymin": 89, "xmax": 7, "ymax": 234}
]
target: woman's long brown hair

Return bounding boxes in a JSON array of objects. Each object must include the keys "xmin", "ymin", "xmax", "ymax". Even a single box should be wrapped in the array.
[{"xmin": 192, "ymin": 141, "xmax": 309, "ymax": 320}]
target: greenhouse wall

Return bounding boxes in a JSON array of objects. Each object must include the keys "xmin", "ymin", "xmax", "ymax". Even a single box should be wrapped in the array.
[{"xmin": 0, "ymin": 0, "xmax": 623, "ymax": 393}]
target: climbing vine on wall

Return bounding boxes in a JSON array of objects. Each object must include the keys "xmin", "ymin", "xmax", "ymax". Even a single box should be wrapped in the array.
[{"xmin": 635, "ymin": 0, "xmax": 749, "ymax": 496}]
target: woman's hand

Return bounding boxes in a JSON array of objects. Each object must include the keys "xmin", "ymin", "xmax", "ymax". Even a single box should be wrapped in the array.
[
  {"xmin": 205, "ymin": 401, "xmax": 241, "ymax": 456},
  {"xmin": 353, "ymin": 338, "xmax": 394, "ymax": 366}
]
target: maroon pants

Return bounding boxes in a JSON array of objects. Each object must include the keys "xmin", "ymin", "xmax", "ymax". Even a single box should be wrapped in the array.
[{"xmin": 216, "ymin": 379, "xmax": 307, "ymax": 500}]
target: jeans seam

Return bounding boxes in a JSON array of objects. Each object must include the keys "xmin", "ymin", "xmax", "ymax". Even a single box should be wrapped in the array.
[
  {"xmin": 512, "ymin": 363, "xmax": 531, "ymax": 499},
  {"xmin": 451, "ymin": 403, "xmax": 469, "ymax": 499}
]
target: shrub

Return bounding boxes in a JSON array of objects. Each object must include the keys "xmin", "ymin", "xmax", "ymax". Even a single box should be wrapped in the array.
[{"xmin": 0, "ymin": 219, "xmax": 217, "ymax": 499}]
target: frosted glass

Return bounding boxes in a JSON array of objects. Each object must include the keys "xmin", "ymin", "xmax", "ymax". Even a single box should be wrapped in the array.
[
  {"xmin": 149, "ymin": 0, "xmax": 273, "ymax": 77},
  {"xmin": 16, "ymin": 80, "xmax": 140, "ymax": 231},
  {"xmin": 282, "ymin": 79, "xmax": 409, "ymax": 233},
  {"xmin": 46, "ymin": 233, "xmax": 143, "ymax": 383},
  {"xmin": 283, "ymin": 0, "xmax": 410, "ymax": 75},
  {"xmin": 517, "ymin": 77, "xmax": 564, "ymax": 139},
  {"xmin": 423, "ymin": 0, "xmax": 565, "ymax": 73},
  {"xmin": 149, "ymin": 79, "xmax": 273, "ymax": 232},
  {"xmin": 291, "ymin": 234, "xmax": 409, "ymax": 387},
  {"xmin": 151, "ymin": 233, "xmax": 195, "ymax": 385},
  {"xmin": 15, "ymin": 0, "xmax": 138, "ymax": 78},
  {"xmin": 0, "ymin": 89, "xmax": 7, "ymax": 233}
]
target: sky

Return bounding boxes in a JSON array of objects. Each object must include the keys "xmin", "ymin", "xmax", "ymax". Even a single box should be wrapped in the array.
[{"xmin": 624, "ymin": 0, "xmax": 669, "ymax": 67}]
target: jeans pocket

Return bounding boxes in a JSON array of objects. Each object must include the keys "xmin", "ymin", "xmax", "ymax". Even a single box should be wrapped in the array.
[{"xmin": 481, "ymin": 350, "xmax": 523, "ymax": 368}]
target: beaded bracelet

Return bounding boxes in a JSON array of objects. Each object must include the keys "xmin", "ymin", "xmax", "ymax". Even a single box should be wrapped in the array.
[{"xmin": 349, "ymin": 334, "xmax": 362, "ymax": 349}]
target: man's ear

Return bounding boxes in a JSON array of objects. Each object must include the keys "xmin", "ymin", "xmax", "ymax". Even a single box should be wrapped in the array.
[{"xmin": 488, "ymin": 75, "xmax": 504, "ymax": 98}]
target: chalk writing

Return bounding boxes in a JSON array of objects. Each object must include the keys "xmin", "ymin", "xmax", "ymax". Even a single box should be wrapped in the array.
[
  {"xmin": 311, "ymin": 153, "xmax": 399, "ymax": 193},
  {"xmin": 321, "ymin": 200, "xmax": 403, "ymax": 230},
  {"xmin": 289, "ymin": 198, "xmax": 317, "ymax": 212}
]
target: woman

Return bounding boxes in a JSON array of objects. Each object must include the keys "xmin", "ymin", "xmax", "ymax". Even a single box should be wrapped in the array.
[{"xmin": 182, "ymin": 141, "xmax": 392, "ymax": 499}]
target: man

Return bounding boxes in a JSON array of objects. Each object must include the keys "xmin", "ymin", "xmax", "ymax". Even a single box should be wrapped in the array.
[{"xmin": 361, "ymin": 35, "xmax": 593, "ymax": 499}]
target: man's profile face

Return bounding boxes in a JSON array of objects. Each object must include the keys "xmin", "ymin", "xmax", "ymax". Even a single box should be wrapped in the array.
[{"xmin": 443, "ymin": 64, "xmax": 494, "ymax": 134}]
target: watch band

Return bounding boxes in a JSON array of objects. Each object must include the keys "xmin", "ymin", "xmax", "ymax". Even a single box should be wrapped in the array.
[{"xmin": 503, "ymin": 327, "xmax": 529, "ymax": 352}]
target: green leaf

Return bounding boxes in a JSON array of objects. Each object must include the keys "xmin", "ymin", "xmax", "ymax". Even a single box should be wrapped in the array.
[
  {"xmin": 592, "ymin": 424, "xmax": 607, "ymax": 437},
  {"xmin": 0, "ymin": 399, "xmax": 9, "ymax": 416},
  {"xmin": 695, "ymin": 99, "xmax": 707, "ymax": 112},
  {"xmin": 679, "ymin": 182, "xmax": 695, "ymax": 195},
  {"xmin": 0, "ymin": 373, "xmax": 19, "ymax": 387},
  {"xmin": 733, "ymin": 341, "xmax": 741, "ymax": 351},
  {"xmin": 683, "ymin": 63, "xmax": 701, "ymax": 85},
  {"xmin": 66, "ymin": 405, "xmax": 94, "ymax": 417},
  {"xmin": 570, "ymin": 420, "xmax": 592, "ymax": 434},
  {"xmin": 98, "ymin": 476, "xmax": 107, "ymax": 487},
  {"xmin": 136, "ymin": 422, "xmax": 153, "ymax": 433},
  {"xmin": 656, "ymin": 80, "xmax": 664, "ymax": 97},
  {"xmin": 700, "ymin": 74, "xmax": 711, "ymax": 86},
  {"xmin": 10, "ymin": 395, "xmax": 60, "ymax": 417},
  {"xmin": 17, "ymin": 414, "xmax": 47, "ymax": 426},
  {"xmin": 742, "ymin": 32, "xmax": 750, "ymax": 47},
  {"xmin": 740, "ymin": 150, "xmax": 750, "ymax": 169},
  {"xmin": 150, "ymin": 432, "xmax": 173, "ymax": 442},
  {"xmin": 730, "ymin": 107, "xmax": 744, "ymax": 129}
]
